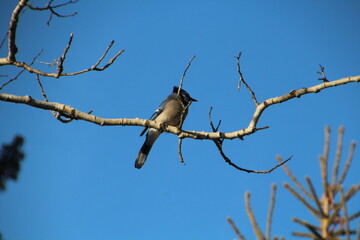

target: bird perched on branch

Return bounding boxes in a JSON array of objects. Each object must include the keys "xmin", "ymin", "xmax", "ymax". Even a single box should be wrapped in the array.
[{"xmin": 135, "ymin": 86, "xmax": 197, "ymax": 169}]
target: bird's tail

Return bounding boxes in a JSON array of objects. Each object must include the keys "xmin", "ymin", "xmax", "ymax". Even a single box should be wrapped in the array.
[{"xmin": 135, "ymin": 129, "xmax": 161, "ymax": 169}]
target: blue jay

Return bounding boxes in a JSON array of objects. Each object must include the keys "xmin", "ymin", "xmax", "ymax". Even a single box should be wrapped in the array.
[{"xmin": 135, "ymin": 86, "xmax": 197, "ymax": 169}]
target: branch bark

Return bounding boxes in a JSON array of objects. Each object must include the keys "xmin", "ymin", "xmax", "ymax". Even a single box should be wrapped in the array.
[
  {"xmin": 1, "ymin": 75, "xmax": 359, "ymax": 140},
  {"xmin": 0, "ymin": 0, "xmax": 124, "ymax": 78}
]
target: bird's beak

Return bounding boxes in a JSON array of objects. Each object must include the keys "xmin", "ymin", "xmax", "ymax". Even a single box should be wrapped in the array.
[{"xmin": 191, "ymin": 97, "xmax": 197, "ymax": 102}]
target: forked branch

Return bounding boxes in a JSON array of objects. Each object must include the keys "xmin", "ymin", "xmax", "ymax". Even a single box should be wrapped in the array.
[
  {"xmin": 0, "ymin": 0, "xmax": 124, "ymax": 79},
  {"xmin": 1, "ymin": 76, "xmax": 359, "ymax": 140}
]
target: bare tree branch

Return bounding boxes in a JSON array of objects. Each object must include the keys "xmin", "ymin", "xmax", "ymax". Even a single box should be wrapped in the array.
[
  {"xmin": 236, "ymin": 52, "xmax": 259, "ymax": 106},
  {"xmin": 305, "ymin": 176, "xmax": 325, "ymax": 218},
  {"xmin": 338, "ymin": 141, "xmax": 356, "ymax": 186},
  {"xmin": 1, "ymin": 46, "xmax": 125, "ymax": 78},
  {"xmin": 213, "ymin": 133, "xmax": 291, "ymax": 173},
  {"xmin": 35, "ymin": 74, "xmax": 76, "ymax": 123},
  {"xmin": 332, "ymin": 126, "xmax": 344, "ymax": 187},
  {"xmin": 1, "ymin": 76, "xmax": 359, "ymax": 141},
  {"xmin": 177, "ymin": 55, "xmax": 196, "ymax": 128},
  {"xmin": 327, "ymin": 184, "xmax": 360, "ymax": 225},
  {"xmin": 4, "ymin": 0, "xmax": 28, "ymax": 63},
  {"xmin": 245, "ymin": 192, "xmax": 265, "ymax": 239},
  {"xmin": 319, "ymin": 126, "xmax": 330, "ymax": 200},
  {"xmin": 27, "ymin": 0, "xmax": 79, "ymax": 10},
  {"xmin": 0, "ymin": 31, "xmax": 8, "ymax": 49},
  {"xmin": 292, "ymin": 231, "xmax": 318, "ymax": 239},
  {"xmin": 56, "ymin": 33, "xmax": 74, "ymax": 78},
  {"xmin": 208, "ymin": 105, "xmax": 289, "ymax": 173},
  {"xmin": 277, "ymin": 155, "xmax": 314, "ymax": 200},
  {"xmin": 339, "ymin": 186, "xmax": 351, "ymax": 240},
  {"xmin": 0, "ymin": 49, "xmax": 43, "ymax": 90},
  {"xmin": 348, "ymin": 211, "xmax": 360, "ymax": 222},
  {"xmin": 178, "ymin": 55, "xmax": 195, "ymax": 95},
  {"xmin": 317, "ymin": 64, "xmax": 329, "ymax": 83},
  {"xmin": 266, "ymin": 183, "xmax": 277, "ymax": 240},
  {"xmin": 177, "ymin": 138, "xmax": 186, "ymax": 165},
  {"xmin": 0, "ymin": 0, "xmax": 124, "ymax": 79},
  {"xmin": 175, "ymin": 56, "xmax": 197, "ymax": 165},
  {"xmin": 227, "ymin": 217, "xmax": 246, "ymax": 240},
  {"xmin": 283, "ymin": 182, "xmax": 321, "ymax": 219},
  {"xmin": 26, "ymin": 0, "xmax": 79, "ymax": 25},
  {"xmin": 292, "ymin": 217, "xmax": 323, "ymax": 239}
]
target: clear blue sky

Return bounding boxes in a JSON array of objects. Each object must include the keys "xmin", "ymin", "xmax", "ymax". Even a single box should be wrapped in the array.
[{"xmin": 1, "ymin": 0, "xmax": 359, "ymax": 239}]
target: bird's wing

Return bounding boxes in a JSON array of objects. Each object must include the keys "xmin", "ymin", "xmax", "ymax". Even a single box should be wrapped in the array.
[{"xmin": 139, "ymin": 99, "xmax": 168, "ymax": 136}]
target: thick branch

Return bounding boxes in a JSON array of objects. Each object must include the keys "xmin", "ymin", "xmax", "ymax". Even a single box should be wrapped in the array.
[
  {"xmin": 1, "ymin": 75, "xmax": 358, "ymax": 140},
  {"xmin": 4, "ymin": 0, "xmax": 28, "ymax": 63}
]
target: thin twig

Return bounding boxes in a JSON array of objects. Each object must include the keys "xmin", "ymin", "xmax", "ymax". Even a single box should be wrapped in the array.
[
  {"xmin": 27, "ymin": 0, "xmax": 79, "ymax": 10},
  {"xmin": 175, "ymin": 56, "xmax": 196, "ymax": 165},
  {"xmin": 7, "ymin": 45, "xmax": 124, "ymax": 77},
  {"xmin": 317, "ymin": 64, "xmax": 329, "ymax": 82},
  {"xmin": 339, "ymin": 186, "xmax": 351, "ymax": 240},
  {"xmin": 283, "ymin": 182, "xmax": 321, "ymax": 219},
  {"xmin": 35, "ymin": 74, "xmax": 70, "ymax": 122},
  {"xmin": 227, "ymin": 218, "xmax": 246, "ymax": 240},
  {"xmin": 266, "ymin": 183, "xmax": 277, "ymax": 240},
  {"xmin": 35, "ymin": 73, "xmax": 86, "ymax": 123},
  {"xmin": 0, "ymin": 69, "xmax": 25, "ymax": 90},
  {"xmin": 0, "ymin": 49, "xmax": 43, "ymax": 90},
  {"xmin": 208, "ymin": 106, "xmax": 286, "ymax": 173},
  {"xmin": 235, "ymin": 51, "xmax": 259, "ymax": 106},
  {"xmin": 177, "ymin": 138, "xmax": 186, "ymax": 165},
  {"xmin": 277, "ymin": 155, "xmax": 314, "ymax": 200},
  {"xmin": 0, "ymin": 31, "xmax": 8, "ymax": 49},
  {"xmin": 26, "ymin": 0, "xmax": 79, "ymax": 26},
  {"xmin": 56, "ymin": 33, "xmax": 74, "ymax": 78},
  {"xmin": 348, "ymin": 211, "xmax": 360, "ymax": 221},
  {"xmin": 236, "ymin": 51, "xmax": 244, "ymax": 92},
  {"xmin": 176, "ymin": 56, "xmax": 196, "ymax": 129},
  {"xmin": 245, "ymin": 192, "xmax": 265, "ymax": 239},
  {"xmin": 178, "ymin": 55, "xmax": 195, "ymax": 95},
  {"xmin": 35, "ymin": 74, "xmax": 49, "ymax": 101},
  {"xmin": 332, "ymin": 126, "xmax": 344, "ymax": 188},
  {"xmin": 320, "ymin": 126, "xmax": 330, "ymax": 200},
  {"xmin": 338, "ymin": 141, "xmax": 356, "ymax": 186},
  {"xmin": 208, "ymin": 106, "xmax": 222, "ymax": 132},
  {"xmin": 328, "ymin": 184, "xmax": 360, "ymax": 225},
  {"xmin": 332, "ymin": 229, "xmax": 357, "ymax": 238},
  {"xmin": 214, "ymin": 139, "xmax": 292, "ymax": 173},
  {"xmin": 292, "ymin": 217, "xmax": 323, "ymax": 239},
  {"xmin": 90, "ymin": 45, "xmax": 124, "ymax": 72},
  {"xmin": 305, "ymin": 176, "xmax": 325, "ymax": 218},
  {"xmin": 292, "ymin": 231, "xmax": 319, "ymax": 238},
  {"xmin": 91, "ymin": 40, "xmax": 115, "ymax": 70}
]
